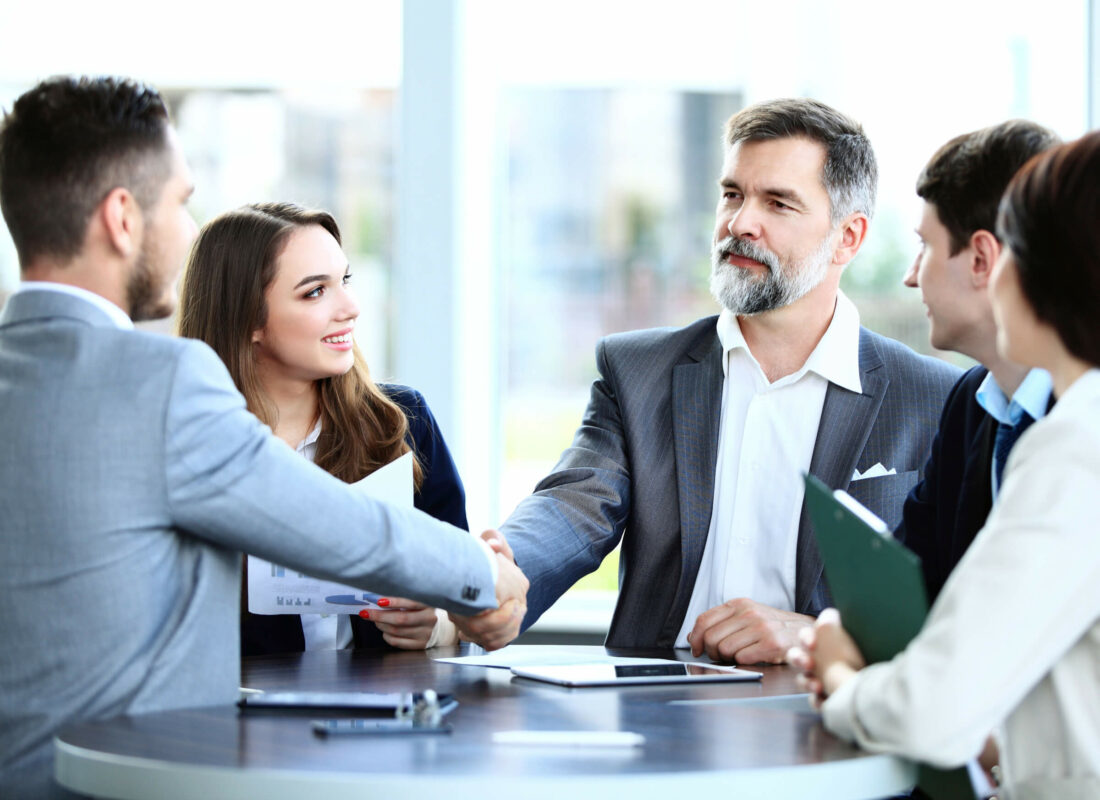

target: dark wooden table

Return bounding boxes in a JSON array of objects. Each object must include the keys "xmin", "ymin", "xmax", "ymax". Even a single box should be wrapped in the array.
[{"xmin": 55, "ymin": 645, "xmax": 915, "ymax": 799}]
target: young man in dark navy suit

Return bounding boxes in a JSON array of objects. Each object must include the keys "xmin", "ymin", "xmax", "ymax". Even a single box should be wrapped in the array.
[{"xmin": 896, "ymin": 120, "xmax": 1058, "ymax": 602}]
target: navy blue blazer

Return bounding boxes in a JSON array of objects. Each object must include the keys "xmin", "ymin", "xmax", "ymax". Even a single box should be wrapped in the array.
[
  {"xmin": 241, "ymin": 384, "xmax": 468, "ymax": 656},
  {"xmin": 895, "ymin": 366, "xmax": 994, "ymax": 604}
]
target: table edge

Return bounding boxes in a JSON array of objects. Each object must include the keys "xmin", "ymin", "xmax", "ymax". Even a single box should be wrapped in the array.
[{"xmin": 54, "ymin": 733, "xmax": 918, "ymax": 800}]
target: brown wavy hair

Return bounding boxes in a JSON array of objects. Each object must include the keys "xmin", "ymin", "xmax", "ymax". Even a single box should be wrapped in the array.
[{"xmin": 177, "ymin": 201, "xmax": 422, "ymax": 487}]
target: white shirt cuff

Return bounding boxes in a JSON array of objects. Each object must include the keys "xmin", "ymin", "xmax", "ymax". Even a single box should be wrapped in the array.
[
  {"xmin": 425, "ymin": 608, "xmax": 460, "ymax": 648},
  {"xmin": 475, "ymin": 533, "xmax": 499, "ymax": 585}
]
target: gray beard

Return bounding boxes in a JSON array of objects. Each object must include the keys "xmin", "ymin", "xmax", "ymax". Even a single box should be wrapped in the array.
[{"xmin": 709, "ymin": 234, "xmax": 833, "ymax": 315}]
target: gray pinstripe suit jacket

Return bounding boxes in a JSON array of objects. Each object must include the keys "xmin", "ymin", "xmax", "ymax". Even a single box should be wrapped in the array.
[{"xmin": 503, "ymin": 315, "xmax": 960, "ymax": 648}]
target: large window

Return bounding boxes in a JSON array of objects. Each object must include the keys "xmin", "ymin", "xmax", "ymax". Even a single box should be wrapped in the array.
[
  {"xmin": 478, "ymin": 0, "xmax": 1090, "ymax": 624},
  {"xmin": 0, "ymin": 1, "xmax": 403, "ymax": 358},
  {"xmin": 159, "ymin": 89, "xmax": 398, "ymax": 368},
  {"xmin": 0, "ymin": 0, "xmax": 1092, "ymax": 633}
]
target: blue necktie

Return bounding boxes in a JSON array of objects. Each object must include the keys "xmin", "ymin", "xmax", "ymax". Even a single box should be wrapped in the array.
[{"xmin": 993, "ymin": 410, "xmax": 1035, "ymax": 493}]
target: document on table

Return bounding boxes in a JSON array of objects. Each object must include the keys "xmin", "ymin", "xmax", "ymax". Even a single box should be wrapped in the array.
[
  {"xmin": 246, "ymin": 452, "xmax": 413, "ymax": 615},
  {"xmin": 434, "ymin": 645, "xmax": 692, "ymax": 669}
]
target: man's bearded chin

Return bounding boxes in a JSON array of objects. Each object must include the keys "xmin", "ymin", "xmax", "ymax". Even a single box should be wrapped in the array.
[
  {"xmin": 127, "ymin": 239, "xmax": 175, "ymax": 322},
  {"xmin": 709, "ymin": 235, "xmax": 832, "ymax": 316}
]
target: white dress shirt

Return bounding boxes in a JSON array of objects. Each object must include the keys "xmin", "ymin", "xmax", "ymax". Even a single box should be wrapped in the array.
[
  {"xmin": 676, "ymin": 293, "xmax": 862, "ymax": 647},
  {"xmin": 823, "ymin": 369, "xmax": 1100, "ymax": 798},
  {"xmin": 291, "ymin": 423, "xmax": 356, "ymax": 650}
]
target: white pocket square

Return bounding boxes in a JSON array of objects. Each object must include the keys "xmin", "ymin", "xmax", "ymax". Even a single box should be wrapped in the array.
[{"xmin": 851, "ymin": 462, "xmax": 897, "ymax": 481}]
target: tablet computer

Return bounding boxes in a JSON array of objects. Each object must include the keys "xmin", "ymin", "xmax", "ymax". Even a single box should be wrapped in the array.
[{"xmin": 510, "ymin": 661, "xmax": 761, "ymax": 687}]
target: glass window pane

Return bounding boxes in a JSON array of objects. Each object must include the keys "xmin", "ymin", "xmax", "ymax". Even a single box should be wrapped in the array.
[{"xmin": 490, "ymin": 0, "xmax": 1089, "ymax": 627}]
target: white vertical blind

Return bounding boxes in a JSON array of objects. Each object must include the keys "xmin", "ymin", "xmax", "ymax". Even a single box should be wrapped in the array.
[{"xmin": 395, "ymin": 0, "xmax": 501, "ymax": 530}]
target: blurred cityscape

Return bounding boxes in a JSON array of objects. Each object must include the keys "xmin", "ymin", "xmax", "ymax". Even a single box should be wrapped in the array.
[
  {"xmin": 0, "ymin": 0, "xmax": 1087, "ymax": 608},
  {"xmin": 0, "ymin": 83, "xmax": 1021, "ymax": 537},
  {"xmin": 79, "ymin": 83, "xmax": 946, "ymax": 526},
  {"xmin": 494, "ymin": 88, "xmax": 954, "ymax": 538}
]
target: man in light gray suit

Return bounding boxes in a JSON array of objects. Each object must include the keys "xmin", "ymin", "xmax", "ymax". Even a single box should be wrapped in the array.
[
  {"xmin": 0, "ymin": 76, "xmax": 527, "ymax": 797},
  {"xmin": 502, "ymin": 99, "xmax": 959, "ymax": 663}
]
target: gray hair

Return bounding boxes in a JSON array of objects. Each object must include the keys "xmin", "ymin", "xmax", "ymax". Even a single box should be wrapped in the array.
[{"xmin": 724, "ymin": 98, "xmax": 877, "ymax": 224}]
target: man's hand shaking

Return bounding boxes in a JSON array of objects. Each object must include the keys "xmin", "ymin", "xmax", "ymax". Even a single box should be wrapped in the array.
[{"xmin": 449, "ymin": 529, "xmax": 528, "ymax": 651}]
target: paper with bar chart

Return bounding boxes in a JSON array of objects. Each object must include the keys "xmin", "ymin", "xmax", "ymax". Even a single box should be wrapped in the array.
[{"xmin": 247, "ymin": 452, "xmax": 413, "ymax": 614}]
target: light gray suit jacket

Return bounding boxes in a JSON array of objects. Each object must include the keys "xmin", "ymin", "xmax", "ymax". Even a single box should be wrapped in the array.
[
  {"xmin": 0, "ymin": 289, "xmax": 495, "ymax": 796},
  {"xmin": 503, "ymin": 315, "xmax": 960, "ymax": 648}
]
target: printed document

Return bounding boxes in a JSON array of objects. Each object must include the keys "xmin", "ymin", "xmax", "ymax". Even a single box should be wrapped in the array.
[{"xmin": 247, "ymin": 452, "xmax": 413, "ymax": 615}]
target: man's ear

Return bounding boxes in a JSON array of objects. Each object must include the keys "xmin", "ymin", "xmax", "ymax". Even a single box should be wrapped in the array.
[
  {"xmin": 832, "ymin": 213, "xmax": 869, "ymax": 268},
  {"xmin": 968, "ymin": 229, "xmax": 1001, "ymax": 289},
  {"xmin": 99, "ymin": 187, "xmax": 141, "ymax": 258}
]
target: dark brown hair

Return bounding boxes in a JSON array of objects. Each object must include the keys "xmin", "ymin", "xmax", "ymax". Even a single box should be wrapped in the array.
[
  {"xmin": 0, "ymin": 75, "xmax": 172, "ymax": 266},
  {"xmin": 917, "ymin": 120, "xmax": 1058, "ymax": 255},
  {"xmin": 997, "ymin": 130, "xmax": 1100, "ymax": 367},
  {"xmin": 724, "ymin": 98, "xmax": 877, "ymax": 223},
  {"xmin": 177, "ymin": 202, "xmax": 423, "ymax": 486}
]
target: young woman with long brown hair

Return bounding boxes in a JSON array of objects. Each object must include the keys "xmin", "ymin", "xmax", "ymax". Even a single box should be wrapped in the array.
[{"xmin": 178, "ymin": 202, "xmax": 464, "ymax": 653}]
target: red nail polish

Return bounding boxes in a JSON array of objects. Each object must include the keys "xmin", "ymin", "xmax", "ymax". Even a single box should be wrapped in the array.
[
  {"xmin": 359, "ymin": 610, "xmax": 370, "ymax": 619},
  {"xmin": 377, "ymin": 598, "xmax": 390, "ymax": 607}
]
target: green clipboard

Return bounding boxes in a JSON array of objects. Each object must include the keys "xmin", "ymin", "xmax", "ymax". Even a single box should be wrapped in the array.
[
  {"xmin": 802, "ymin": 473, "xmax": 928, "ymax": 664},
  {"xmin": 803, "ymin": 473, "xmax": 976, "ymax": 800}
]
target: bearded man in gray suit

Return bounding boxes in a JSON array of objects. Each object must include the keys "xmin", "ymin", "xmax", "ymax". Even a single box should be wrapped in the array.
[
  {"xmin": 0, "ymin": 76, "xmax": 527, "ymax": 797},
  {"xmin": 502, "ymin": 99, "xmax": 959, "ymax": 663}
]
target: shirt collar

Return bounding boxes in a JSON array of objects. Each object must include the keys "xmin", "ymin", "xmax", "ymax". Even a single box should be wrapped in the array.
[
  {"xmin": 296, "ymin": 420, "xmax": 323, "ymax": 454},
  {"xmin": 975, "ymin": 368, "xmax": 1053, "ymax": 425},
  {"xmin": 715, "ymin": 290, "xmax": 862, "ymax": 393},
  {"xmin": 15, "ymin": 281, "xmax": 133, "ymax": 330}
]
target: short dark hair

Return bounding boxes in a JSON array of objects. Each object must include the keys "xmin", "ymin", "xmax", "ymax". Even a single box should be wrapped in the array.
[
  {"xmin": 997, "ymin": 130, "xmax": 1100, "ymax": 367},
  {"xmin": 917, "ymin": 120, "xmax": 1059, "ymax": 255},
  {"xmin": 724, "ymin": 98, "xmax": 877, "ymax": 223},
  {"xmin": 0, "ymin": 75, "xmax": 172, "ymax": 267}
]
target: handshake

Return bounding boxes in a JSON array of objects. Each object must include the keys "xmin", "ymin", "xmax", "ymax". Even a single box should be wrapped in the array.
[{"xmin": 448, "ymin": 530, "xmax": 530, "ymax": 651}]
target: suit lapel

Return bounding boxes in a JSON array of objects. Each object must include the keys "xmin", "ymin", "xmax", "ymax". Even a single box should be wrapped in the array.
[
  {"xmin": 662, "ymin": 332, "xmax": 724, "ymax": 638},
  {"xmin": 795, "ymin": 328, "xmax": 888, "ymax": 612}
]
